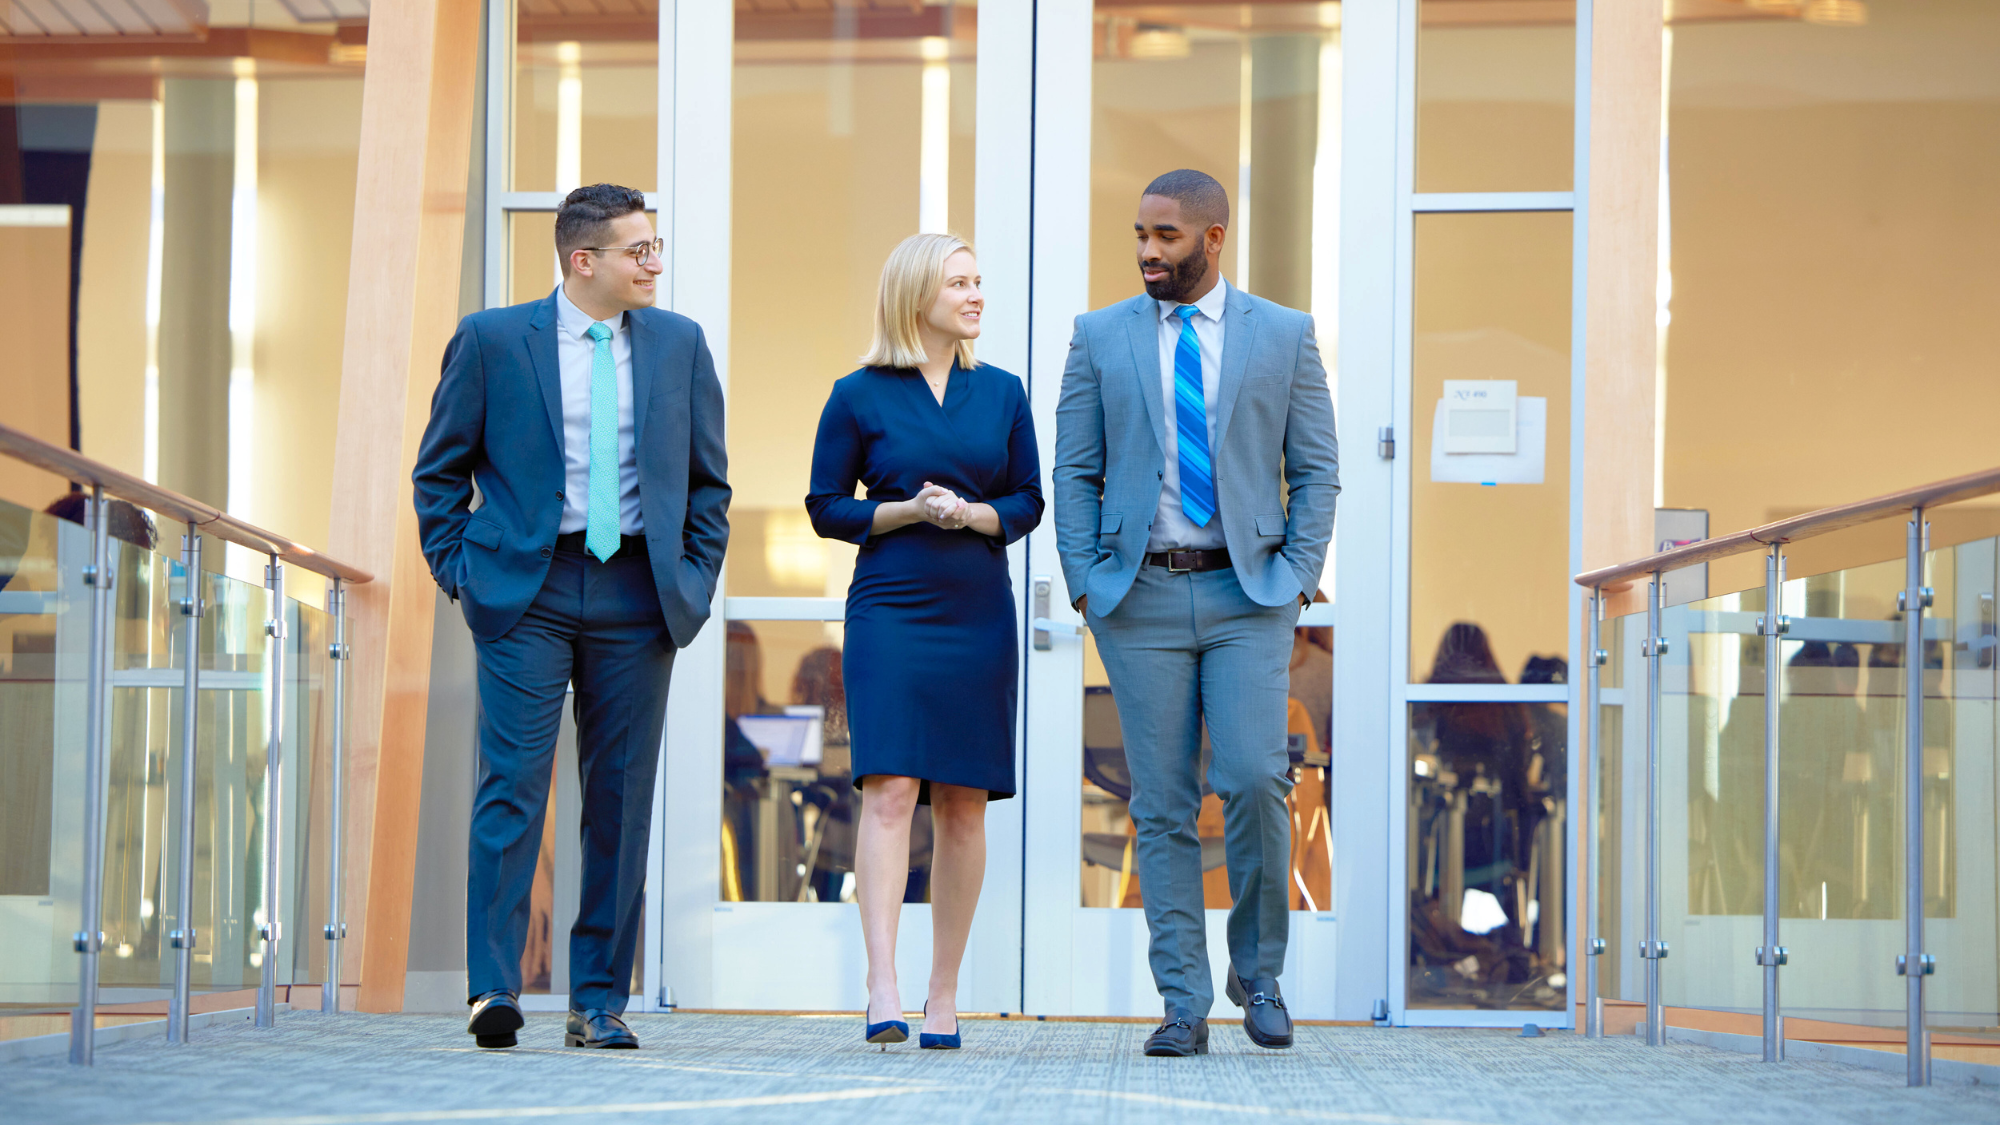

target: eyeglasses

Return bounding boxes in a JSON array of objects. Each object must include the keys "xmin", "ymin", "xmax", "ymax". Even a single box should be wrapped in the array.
[{"xmin": 582, "ymin": 238, "xmax": 664, "ymax": 264}]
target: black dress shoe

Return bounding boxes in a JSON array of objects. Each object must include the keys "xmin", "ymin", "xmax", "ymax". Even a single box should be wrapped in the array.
[
  {"xmin": 1142, "ymin": 1008, "xmax": 1209, "ymax": 1057},
  {"xmin": 1226, "ymin": 971, "xmax": 1294, "ymax": 1049},
  {"xmin": 566, "ymin": 1008, "xmax": 639, "ymax": 1049},
  {"xmin": 467, "ymin": 990, "xmax": 523, "ymax": 1049}
]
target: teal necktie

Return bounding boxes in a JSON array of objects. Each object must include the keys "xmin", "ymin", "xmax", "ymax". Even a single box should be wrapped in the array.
[{"xmin": 584, "ymin": 321, "xmax": 620, "ymax": 563}]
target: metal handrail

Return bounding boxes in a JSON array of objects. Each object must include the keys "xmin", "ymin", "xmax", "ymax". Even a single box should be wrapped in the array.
[
  {"xmin": 2, "ymin": 418, "xmax": 361, "ymax": 1060},
  {"xmin": 1573, "ymin": 463, "xmax": 2000, "ymax": 590},
  {"xmin": 0, "ymin": 420, "xmax": 373, "ymax": 585},
  {"xmin": 1572, "ymin": 463, "xmax": 2000, "ymax": 1087}
]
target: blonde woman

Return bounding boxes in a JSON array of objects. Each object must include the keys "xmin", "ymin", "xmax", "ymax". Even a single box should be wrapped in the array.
[{"xmin": 805, "ymin": 233, "xmax": 1043, "ymax": 1050}]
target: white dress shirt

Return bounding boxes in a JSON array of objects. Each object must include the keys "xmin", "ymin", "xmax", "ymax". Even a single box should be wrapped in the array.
[
  {"xmin": 554, "ymin": 284, "xmax": 643, "ymax": 535},
  {"xmin": 1148, "ymin": 277, "xmax": 1229, "ymax": 552}
]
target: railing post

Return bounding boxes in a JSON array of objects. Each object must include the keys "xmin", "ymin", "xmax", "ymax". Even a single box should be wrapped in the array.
[
  {"xmin": 1584, "ymin": 586, "xmax": 1605, "ymax": 1039},
  {"xmin": 322, "ymin": 577, "xmax": 347, "ymax": 1014},
  {"xmin": 1643, "ymin": 572, "xmax": 1665, "ymax": 1046},
  {"xmin": 168, "ymin": 526, "xmax": 204, "ymax": 1043},
  {"xmin": 69, "ymin": 486, "xmax": 114, "ymax": 1066},
  {"xmin": 1758, "ymin": 544, "xmax": 1787, "ymax": 1062},
  {"xmin": 257, "ymin": 556, "xmax": 287, "ymax": 1029},
  {"xmin": 1903, "ymin": 509, "xmax": 1931, "ymax": 1086}
]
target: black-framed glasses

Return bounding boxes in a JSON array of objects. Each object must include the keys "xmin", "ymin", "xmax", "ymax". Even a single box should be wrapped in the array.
[{"xmin": 583, "ymin": 238, "xmax": 664, "ymax": 264}]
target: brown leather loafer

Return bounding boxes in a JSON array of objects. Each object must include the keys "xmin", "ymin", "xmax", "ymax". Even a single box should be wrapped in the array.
[{"xmin": 566, "ymin": 1008, "xmax": 639, "ymax": 1049}]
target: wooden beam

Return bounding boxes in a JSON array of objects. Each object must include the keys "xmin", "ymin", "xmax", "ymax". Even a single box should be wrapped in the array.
[
  {"xmin": 325, "ymin": 0, "xmax": 480, "ymax": 1013},
  {"xmin": 1582, "ymin": 0, "xmax": 1663, "ymax": 619}
]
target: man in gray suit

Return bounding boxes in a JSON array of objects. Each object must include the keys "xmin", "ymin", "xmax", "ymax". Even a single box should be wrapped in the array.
[{"xmin": 1054, "ymin": 169, "xmax": 1339, "ymax": 1057}]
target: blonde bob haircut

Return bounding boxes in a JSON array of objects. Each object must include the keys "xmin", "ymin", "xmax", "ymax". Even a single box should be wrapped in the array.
[{"xmin": 860, "ymin": 232, "xmax": 979, "ymax": 371}]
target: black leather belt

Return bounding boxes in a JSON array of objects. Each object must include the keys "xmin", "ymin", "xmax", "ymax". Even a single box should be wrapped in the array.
[
  {"xmin": 555, "ymin": 531, "xmax": 648, "ymax": 560},
  {"xmin": 1145, "ymin": 547, "xmax": 1231, "ymax": 573}
]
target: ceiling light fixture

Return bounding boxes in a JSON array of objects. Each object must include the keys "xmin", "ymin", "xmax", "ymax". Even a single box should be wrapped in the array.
[
  {"xmin": 1803, "ymin": 0, "xmax": 1867, "ymax": 26},
  {"xmin": 1130, "ymin": 24, "xmax": 1191, "ymax": 60}
]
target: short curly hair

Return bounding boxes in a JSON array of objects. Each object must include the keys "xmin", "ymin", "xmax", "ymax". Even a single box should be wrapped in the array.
[{"xmin": 554, "ymin": 183, "xmax": 647, "ymax": 275}]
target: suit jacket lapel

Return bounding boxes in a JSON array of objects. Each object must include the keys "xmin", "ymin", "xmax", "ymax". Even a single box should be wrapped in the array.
[
  {"xmin": 525, "ymin": 292, "xmax": 564, "ymax": 460},
  {"xmin": 1210, "ymin": 285, "xmax": 1257, "ymax": 454},
  {"xmin": 1123, "ymin": 296, "xmax": 1169, "ymax": 460},
  {"xmin": 628, "ymin": 310, "xmax": 656, "ymax": 447}
]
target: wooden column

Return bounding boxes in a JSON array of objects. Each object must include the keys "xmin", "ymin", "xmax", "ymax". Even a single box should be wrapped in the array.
[
  {"xmin": 325, "ymin": 0, "xmax": 481, "ymax": 1013},
  {"xmin": 1582, "ymin": 0, "xmax": 1664, "ymax": 618}
]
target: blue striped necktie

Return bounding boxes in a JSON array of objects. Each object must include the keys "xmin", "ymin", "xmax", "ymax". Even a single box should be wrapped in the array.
[
  {"xmin": 584, "ymin": 321, "xmax": 621, "ymax": 563},
  {"xmin": 1173, "ymin": 305, "xmax": 1215, "ymax": 527}
]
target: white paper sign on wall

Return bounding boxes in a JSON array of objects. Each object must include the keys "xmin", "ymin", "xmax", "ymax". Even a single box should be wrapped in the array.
[
  {"xmin": 1437, "ymin": 380, "xmax": 1518, "ymax": 455},
  {"xmin": 1430, "ymin": 396, "xmax": 1546, "ymax": 485}
]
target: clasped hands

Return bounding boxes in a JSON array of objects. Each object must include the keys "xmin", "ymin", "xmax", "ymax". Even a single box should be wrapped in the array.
[{"xmin": 912, "ymin": 481, "xmax": 972, "ymax": 530}]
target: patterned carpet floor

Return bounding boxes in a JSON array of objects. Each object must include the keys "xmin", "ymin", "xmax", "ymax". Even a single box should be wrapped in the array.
[{"xmin": 3, "ymin": 1011, "xmax": 1996, "ymax": 1125}]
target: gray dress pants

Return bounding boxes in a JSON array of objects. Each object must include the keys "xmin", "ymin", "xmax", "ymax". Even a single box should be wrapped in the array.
[{"xmin": 1087, "ymin": 562, "xmax": 1300, "ymax": 1016}]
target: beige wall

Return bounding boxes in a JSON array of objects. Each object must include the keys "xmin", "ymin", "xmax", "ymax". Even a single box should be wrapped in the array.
[
  {"xmin": 1664, "ymin": 1, "xmax": 2000, "ymax": 593},
  {"xmin": 251, "ymin": 76, "xmax": 364, "ymax": 580},
  {"xmin": 75, "ymin": 101, "xmax": 153, "ymax": 483},
  {"xmin": 0, "ymin": 218, "xmax": 73, "ymax": 509}
]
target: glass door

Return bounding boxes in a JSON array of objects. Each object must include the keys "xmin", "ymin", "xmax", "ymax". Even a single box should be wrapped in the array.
[
  {"xmin": 656, "ymin": 0, "xmax": 1027, "ymax": 1015},
  {"xmin": 1019, "ymin": 0, "xmax": 1345, "ymax": 1019},
  {"xmin": 1388, "ymin": 0, "xmax": 1583, "ymax": 1026}
]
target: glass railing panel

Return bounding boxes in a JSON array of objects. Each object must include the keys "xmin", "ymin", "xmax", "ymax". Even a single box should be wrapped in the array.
[
  {"xmin": 156, "ymin": 566, "xmax": 274, "ymax": 997},
  {"xmin": 0, "ymin": 496, "xmax": 92, "ymax": 1010},
  {"xmin": 1927, "ymin": 528, "xmax": 1997, "ymax": 1042},
  {"xmin": 1595, "ymin": 609, "xmax": 1640, "ymax": 1006},
  {"xmin": 1773, "ymin": 556, "xmax": 1910, "ymax": 1030},
  {"xmin": 96, "ymin": 534, "xmax": 180, "ymax": 999},
  {"xmin": 1656, "ymin": 583, "xmax": 1769, "ymax": 1016},
  {"xmin": 285, "ymin": 597, "xmax": 333, "ymax": 990}
]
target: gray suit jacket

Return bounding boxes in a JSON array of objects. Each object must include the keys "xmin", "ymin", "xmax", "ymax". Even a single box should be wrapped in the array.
[{"xmin": 1053, "ymin": 287, "xmax": 1339, "ymax": 617}]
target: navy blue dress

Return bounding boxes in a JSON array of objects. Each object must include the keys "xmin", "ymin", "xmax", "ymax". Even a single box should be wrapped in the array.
[{"xmin": 806, "ymin": 362, "xmax": 1044, "ymax": 801}]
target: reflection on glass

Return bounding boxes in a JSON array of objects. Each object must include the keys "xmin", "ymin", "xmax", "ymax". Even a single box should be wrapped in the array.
[
  {"xmin": 1415, "ymin": 0, "xmax": 1575, "ymax": 192},
  {"xmin": 1409, "ymin": 211, "xmax": 1571, "ymax": 682},
  {"xmin": 510, "ymin": 0, "xmax": 658, "ymax": 193},
  {"xmin": 727, "ymin": 4, "xmax": 976, "ymax": 602},
  {"xmin": 0, "ymin": 500, "xmax": 83, "ymax": 1001},
  {"xmin": 1079, "ymin": 625, "xmax": 1334, "ymax": 911},
  {"xmin": 720, "ymin": 620, "xmax": 926, "ymax": 903},
  {"xmin": 1408, "ymin": 692, "xmax": 1568, "ymax": 1010},
  {"xmin": 1090, "ymin": 3, "xmax": 1340, "ymax": 322}
]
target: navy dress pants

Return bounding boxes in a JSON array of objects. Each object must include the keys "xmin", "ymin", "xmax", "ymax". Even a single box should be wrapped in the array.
[{"xmin": 465, "ymin": 548, "xmax": 675, "ymax": 1014}]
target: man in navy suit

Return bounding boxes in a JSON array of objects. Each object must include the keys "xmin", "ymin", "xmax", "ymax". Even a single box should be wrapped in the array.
[{"xmin": 413, "ymin": 183, "xmax": 729, "ymax": 1050}]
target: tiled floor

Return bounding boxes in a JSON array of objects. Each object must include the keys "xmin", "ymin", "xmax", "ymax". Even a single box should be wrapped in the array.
[{"xmin": 4, "ymin": 1011, "xmax": 1997, "ymax": 1124}]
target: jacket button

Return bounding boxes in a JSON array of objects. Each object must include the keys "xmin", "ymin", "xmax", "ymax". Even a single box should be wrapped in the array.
[
  {"xmin": 556, "ymin": 491, "xmax": 564, "ymax": 500},
  {"xmin": 540, "ymin": 547, "xmax": 553, "ymax": 558},
  {"xmin": 1156, "ymin": 470, "xmax": 1163, "ymax": 479}
]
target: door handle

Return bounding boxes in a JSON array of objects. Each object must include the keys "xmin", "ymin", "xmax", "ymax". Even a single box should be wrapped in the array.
[{"xmin": 1031, "ymin": 575, "xmax": 1077, "ymax": 650}]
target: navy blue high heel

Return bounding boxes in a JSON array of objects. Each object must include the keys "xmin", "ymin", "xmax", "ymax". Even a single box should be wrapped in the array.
[
  {"xmin": 919, "ymin": 1001, "xmax": 961, "ymax": 1050},
  {"xmin": 865, "ymin": 1001, "xmax": 908, "ymax": 1048}
]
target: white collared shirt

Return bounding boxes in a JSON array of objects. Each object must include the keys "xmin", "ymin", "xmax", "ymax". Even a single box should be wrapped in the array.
[
  {"xmin": 554, "ymin": 284, "xmax": 643, "ymax": 535},
  {"xmin": 1148, "ymin": 277, "xmax": 1229, "ymax": 552}
]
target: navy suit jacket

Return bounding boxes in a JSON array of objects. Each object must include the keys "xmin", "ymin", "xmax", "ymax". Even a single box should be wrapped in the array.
[{"xmin": 412, "ymin": 291, "xmax": 730, "ymax": 647}]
